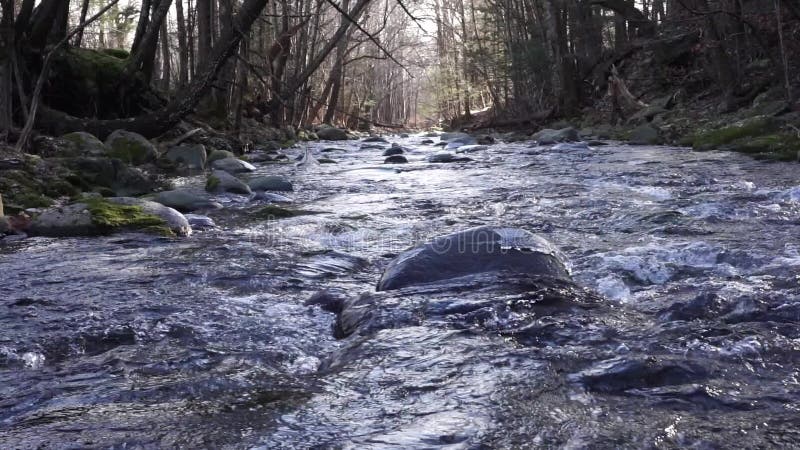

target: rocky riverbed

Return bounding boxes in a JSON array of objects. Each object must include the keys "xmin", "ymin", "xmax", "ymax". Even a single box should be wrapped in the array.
[{"xmin": 2, "ymin": 132, "xmax": 800, "ymax": 448}]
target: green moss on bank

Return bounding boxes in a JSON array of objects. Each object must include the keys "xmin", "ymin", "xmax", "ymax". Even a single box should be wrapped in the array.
[{"xmin": 689, "ymin": 116, "xmax": 777, "ymax": 150}]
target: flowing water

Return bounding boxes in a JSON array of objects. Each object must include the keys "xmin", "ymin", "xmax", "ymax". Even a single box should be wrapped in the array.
[{"xmin": 1, "ymin": 137, "xmax": 799, "ymax": 448}]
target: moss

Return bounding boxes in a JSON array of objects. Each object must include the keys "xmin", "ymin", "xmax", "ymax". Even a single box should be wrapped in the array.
[
  {"xmin": 84, "ymin": 197, "xmax": 173, "ymax": 236},
  {"xmin": 106, "ymin": 135, "xmax": 153, "ymax": 165},
  {"xmin": 0, "ymin": 169, "xmax": 54, "ymax": 212},
  {"xmin": 205, "ymin": 175, "xmax": 221, "ymax": 192},
  {"xmin": 729, "ymin": 133, "xmax": 800, "ymax": 161},
  {"xmin": 101, "ymin": 48, "xmax": 130, "ymax": 59},
  {"xmin": 253, "ymin": 205, "xmax": 321, "ymax": 220},
  {"xmin": 690, "ymin": 116, "xmax": 777, "ymax": 150},
  {"xmin": 280, "ymin": 140, "xmax": 296, "ymax": 149}
]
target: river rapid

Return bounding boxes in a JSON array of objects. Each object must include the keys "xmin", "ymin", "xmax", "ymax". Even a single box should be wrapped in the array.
[{"xmin": 1, "ymin": 136, "xmax": 799, "ymax": 449}]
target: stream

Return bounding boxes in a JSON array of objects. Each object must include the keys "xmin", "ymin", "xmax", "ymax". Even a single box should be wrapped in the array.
[{"xmin": 2, "ymin": 136, "xmax": 800, "ymax": 448}]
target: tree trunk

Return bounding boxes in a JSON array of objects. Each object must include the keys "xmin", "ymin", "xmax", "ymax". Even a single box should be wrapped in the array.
[
  {"xmin": 323, "ymin": 0, "xmax": 350, "ymax": 124},
  {"xmin": 196, "ymin": 0, "xmax": 212, "ymax": 69},
  {"xmin": 35, "ymin": 0, "xmax": 273, "ymax": 139},
  {"xmin": 175, "ymin": 0, "xmax": 189, "ymax": 88},
  {"xmin": 160, "ymin": 17, "xmax": 171, "ymax": 91}
]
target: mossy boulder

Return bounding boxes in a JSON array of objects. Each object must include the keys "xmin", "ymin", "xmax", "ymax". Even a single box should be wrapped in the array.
[
  {"xmin": 105, "ymin": 130, "xmax": 158, "ymax": 165},
  {"xmin": 59, "ymin": 157, "xmax": 158, "ymax": 196},
  {"xmin": 208, "ymin": 149, "xmax": 236, "ymax": 163},
  {"xmin": 61, "ymin": 132, "xmax": 108, "ymax": 156},
  {"xmin": 689, "ymin": 116, "xmax": 777, "ymax": 151},
  {"xmin": 28, "ymin": 197, "xmax": 189, "ymax": 237}
]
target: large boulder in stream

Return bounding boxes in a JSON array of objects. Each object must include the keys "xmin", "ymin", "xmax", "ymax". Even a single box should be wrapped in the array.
[
  {"xmin": 29, "ymin": 197, "xmax": 190, "ymax": 237},
  {"xmin": 165, "ymin": 144, "xmax": 207, "ymax": 170},
  {"xmin": 207, "ymin": 170, "xmax": 252, "ymax": 195},
  {"xmin": 152, "ymin": 188, "xmax": 223, "ymax": 212},
  {"xmin": 377, "ymin": 226, "xmax": 571, "ymax": 291},
  {"xmin": 210, "ymin": 157, "xmax": 256, "ymax": 173}
]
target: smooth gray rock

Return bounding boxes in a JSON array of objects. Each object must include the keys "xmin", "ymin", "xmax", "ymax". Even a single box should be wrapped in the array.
[
  {"xmin": 440, "ymin": 132, "xmax": 472, "ymax": 142},
  {"xmin": 248, "ymin": 175, "xmax": 294, "ymax": 192},
  {"xmin": 211, "ymin": 157, "xmax": 256, "ymax": 173},
  {"xmin": 29, "ymin": 203, "xmax": 96, "ymax": 237},
  {"xmin": 152, "ymin": 188, "xmax": 223, "ymax": 212},
  {"xmin": 383, "ymin": 146, "xmax": 404, "ymax": 156},
  {"xmin": 207, "ymin": 170, "xmax": 252, "ymax": 195},
  {"xmin": 61, "ymin": 157, "xmax": 156, "ymax": 196},
  {"xmin": 532, "ymin": 127, "xmax": 579, "ymax": 144},
  {"xmin": 317, "ymin": 127, "xmax": 349, "ymax": 140},
  {"xmin": 104, "ymin": 130, "xmax": 158, "ymax": 165},
  {"xmin": 165, "ymin": 144, "xmax": 207, "ymax": 170},
  {"xmin": 377, "ymin": 226, "xmax": 571, "ymax": 291}
]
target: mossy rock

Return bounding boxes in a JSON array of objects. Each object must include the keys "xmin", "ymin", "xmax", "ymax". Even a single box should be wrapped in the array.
[
  {"xmin": 29, "ymin": 198, "xmax": 175, "ymax": 237},
  {"xmin": 208, "ymin": 149, "xmax": 236, "ymax": 163},
  {"xmin": 105, "ymin": 130, "xmax": 158, "ymax": 165},
  {"xmin": 726, "ymin": 133, "xmax": 800, "ymax": 161},
  {"xmin": 61, "ymin": 132, "xmax": 108, "ymax": 156},
  {"xmin": 101, "ymin": 48, "xmax": 130, "ymax": 59},
  {"xmin": 690, "ymin": 116, "xmax": 778, "ymax": 151}
]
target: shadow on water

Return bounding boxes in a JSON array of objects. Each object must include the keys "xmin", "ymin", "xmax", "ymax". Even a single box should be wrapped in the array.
[{"xmin": 2, "ymin": 136, "xmax": 800, "ymax": 448}]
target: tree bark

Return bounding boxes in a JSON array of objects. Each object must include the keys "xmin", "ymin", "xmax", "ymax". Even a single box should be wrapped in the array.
[{"xmin": 175, "ymin": 0, "xmax": 189, "ymax": 88}]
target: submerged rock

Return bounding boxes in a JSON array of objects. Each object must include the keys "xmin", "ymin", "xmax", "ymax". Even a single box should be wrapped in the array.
[
  {"xmin": 383, "ymin": 146, "xmax": 404, "ymax": 156},
  {"xmin": 455, "ymin": 144, "xmax": 488, "ymax": 153},
  {"xmin": 384, "ymin": 155, "xmax": 408, "ymax": 164},
  {"xmin": 184, "ymin": 214, "xmax": 216, "ymax": 230},
  {"xmin": 104, "ymin": 130, "xmax": 158, "ymax": 165},
  {"xmin": 152, "ymin": 188, "xmax": 223, "ymax": 212},
  {"xmin": 252, "ymin": 192, "xmax": 294, "ymax": 203},
  {"xmin": 210, "ymin": 157, "xmax": 256, "ymax": 173},
  {"xmin": 551, "ymin": 142, "xmax": 591, "ymax": 151},
  {"xmin": 363, "ymin": 136, "xmax": 389, "ymax": 143},
  {"xmin": 377, "ymin": 226, "xmax": 571, "ymax": 291},
  {"xmin": 248, "ymin": 175, "xmax": 293, "ymax": 192},
  {"xmin": 206, "ymin": 170, "xmax": 252, "ymax": 195},
  {"xmin": 427, "ymin": 153, "xmax": 472, "ymax": 163}
]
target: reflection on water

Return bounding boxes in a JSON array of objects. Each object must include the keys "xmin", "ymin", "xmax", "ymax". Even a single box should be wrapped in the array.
[{"xmin": 2, "ymin": 136, "xmax": 800, "ymax": 448}]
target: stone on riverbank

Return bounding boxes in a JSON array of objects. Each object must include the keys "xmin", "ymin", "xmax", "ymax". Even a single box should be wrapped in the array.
[
  {"xmin": 61, "ymin": 132, "xmax": 108, "ymax": 156},
  {"xmin": 208, "ymin": 149, "xmax": 236, "ymax": 163},
  {"xmin": 628, "ymin": 123, "xmax": 663, "ymax": 145},
  {"xmin": 317, "ymin": 127, "xmax": 349, "ymax": 141}
]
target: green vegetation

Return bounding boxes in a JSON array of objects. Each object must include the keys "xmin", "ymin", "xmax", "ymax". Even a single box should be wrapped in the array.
[
  {"xmin": 84, "ymin": 197, "xmax": 173, "ymax": 236},
  {"xmin": 689, "ymin": 116, "xmax": 776, "ymax": 150},
  {"xmin": 205, "ymin": 175, "xmax": 221, "ymax": 192}
]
